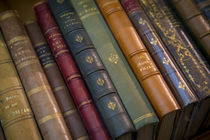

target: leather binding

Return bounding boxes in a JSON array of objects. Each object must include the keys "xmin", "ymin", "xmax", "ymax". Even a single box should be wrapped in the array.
[
  {"xmin": 121, "ymin": 0, "xmax": 199, "ymax": 139},
  {"xmin": 34, "ymin": 2, "xmax": 110, "ymax": 140},
  {"xmin": 169, "ymin": 0, "xmax": 210, "ymax": 62},
  {"xmin": 69, "ymin": 0, "xmax": 159, "ymax": 139},
  {"xmin": 48, "ymin": 0, "xmax": 136, "ymax": 139},
  {"xmin": 25, "ymin": 21, "xmax": 89, "ymax": 140},
  {"xmin": 138, "ymin": 0, "xmax": 210, "ymax": 138},
  {"xmin": 0, "ymin": 10, "xmax": 72, "ymax": 140},
  {"xmin": 95, "ymin": 0, "xmax": 180, "ymax": 140},
  {"xmin": 0, "ymin": 30, "xmax": 41, "ymax": 140},
  {"xmin": 194, "ymin": 0, "xmax": 210, "ymax": 21}
]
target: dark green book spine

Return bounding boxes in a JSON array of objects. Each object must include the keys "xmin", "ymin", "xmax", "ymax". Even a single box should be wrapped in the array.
[
  {"xmin": 139, "ymin": 0, "xmax": 210, "ymax": 138},
  {"xmin": 70, "ymin": 0, "xmax": 159, "ymax": 133},
  {"xmin": 48, "ymin": 0, "xmax": 135, "ymax": 138}
]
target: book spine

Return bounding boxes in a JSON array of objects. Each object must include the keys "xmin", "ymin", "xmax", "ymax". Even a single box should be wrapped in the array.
[
  {"xmin": 0, "ymin": 124, "xmax": 5, "ymax": 140},
  {"xmin": 194, "ymin": 0, "xmax": 210, "ymax": 21},
  {"xmin": 70, "ymin": 0, "xmax": 159, "ymax": 131},
  {"xmin": 169, "ymin": 0, "xmax": 210, "ymax": 61},
  {"xmin": 121, "ymin": 0, "xmax": 197, "ymax": 108},
  {"xmin": 0, "ymin": 10, "xmax": 72, "ymax": 140},
  {"xmin": 34, "ymin": 2, "xmax": 110, "ymax": 140},
  {"xmin": 0, "ymin": 30, "xmax": 41, "ymax": 140},
  {"xmin": 48, "ymin": 0, "xmax": 135, "ymax": 139},
  {"xmin": 25, "ymin": 21, "xmax": 89, "ymax": 140},
  {"xmin": 95, "ymin": 0, "xmax": 180, "ymax": 118},
  {"xmin": 138, "ymin": 0, "xmax": 210, "ymax": 138}
]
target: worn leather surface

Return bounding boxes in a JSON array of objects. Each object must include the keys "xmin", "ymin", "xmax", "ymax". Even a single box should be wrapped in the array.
[
  {"xmin": 25, "ymin": 21, "xmax": 89, "ymax": 140},
  {"xmin": 70, "ymin": 0, "xmax": 159, "ymax": 131},
  {"xmin": 95, "ymin": 0, "xmax": 180, "ymax": 118},
  {"xmin": 195, "ymin": 0, "xmax": 210, "ymax": 21},
  {"xmin": 0, "ymin": 10, "xmax": 72, "ymax": 140},
  {"xmin": 0, "ymin": 30, "xmax": 41, "ymax": 140},
  {"xmin": 34, "ymin": 2, "xmax": 110, "ymax": 140},
  {"xmin": 170, "ymin": 0, "xmax": 210, "ymax": 61}
]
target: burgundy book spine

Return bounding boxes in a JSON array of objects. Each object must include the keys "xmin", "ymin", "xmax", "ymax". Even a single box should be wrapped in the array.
[{"xmin": 34, "ymin": 2, "xmax": 110, "ymax": 140}]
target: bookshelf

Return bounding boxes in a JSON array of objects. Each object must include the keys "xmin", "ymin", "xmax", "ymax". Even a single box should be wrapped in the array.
[{"xmin": 0, "ymin": 0, "xmax": 209, "ymax": 140}]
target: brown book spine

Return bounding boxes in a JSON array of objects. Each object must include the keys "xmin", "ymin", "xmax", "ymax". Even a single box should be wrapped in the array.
[
  {"xmin": 95, "ymin": 0, "xmax": 180, "ymax": 139},
  {"xmin": 25, "ymin": 21, "xmax": 89, "ymax": 140},
  {"xmin": 170, "ymin": 0, "xmax": 210, "ymax": 61},
  {"xmin": 0, "ymin": 10, "xmax": 72, "ymax": 140},
  {"xmin": 0, "ymin": 31, "xmax": 41, "ymax": 140}
]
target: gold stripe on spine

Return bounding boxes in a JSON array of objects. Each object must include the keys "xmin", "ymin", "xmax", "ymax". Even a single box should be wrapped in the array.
[
  {"xmin": 101, "ymin": 0, "xmax": 118, "ymax": 8},
  {"xmin": 38, "ymin": 113, "xmax": 62, "ymax": 125},
  {"xmin": 66, "ymin": 74, "xmax": 81, "ymax": 81},
  {"xmin": 78, "ymin": 100, "xmax": 92, "ymax": 109},
  {"xmin": 80, "ymin": 12, "xmax": 100, "ymax": 20},
  {"xmin": 133, "ymin": 113, "xmax": 153, "ymax": 124},
  {"xmin": 34, "ymin": 42, "xmax": 46, "ymax": 47},
  {"xmin": 63, "ymin": 109, "xmax": 76, "ymax": 117},
  {"xmin": 43, "ymin": 63, "xmax": 56, "ymax": 69},
  {"xmin": 27, "ymin": 85, "xmax": 51, "ymax": 97},
  {"xmin": 77, "ymin": 136, "xmax": 89, "ymax": 140},
  {"xmin": 7, "ymin": 36, "xmax": 28, "ymax": 46},
  {"xmin": 53, "ymin": 86, "xmax": 65, "ymax": 92},
  {"xmin": 17, "ymin": 59, "xmax": 39, "ymax": 70},
  {"xmin": 55, "ymin": 49, "xmax": 69, "ymax": 58},
  {"xmin": 44, "ymin": 26, "xmax": 59, "ymax": 35},
  {"xmin": 0, "ymin": 12, "xmax": 15, "ymax": 21}
]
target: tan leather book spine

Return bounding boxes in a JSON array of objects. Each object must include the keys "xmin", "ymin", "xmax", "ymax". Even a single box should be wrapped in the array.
[
  {"xmin": 170, "ymin": 0, "xmax": 210, "ymax": 61},
  {"xmin": 0, "ymin": 10, "xmax": 72, "ymax": 140},
  {"xmin": 25, "ymin": 21, "xmax": 89, "ymax": 140},
  {"xmin": 95, "ymin": 0, "xmax": 180, "ymax": 139},
  {"xmin": 0, "ymin": 31, "xmax": 41, "ymax": 140}
]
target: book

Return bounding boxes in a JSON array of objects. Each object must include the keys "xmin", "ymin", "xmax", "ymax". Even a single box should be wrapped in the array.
[
  {"xmin": 138, "ymin": 0, "xmax": 210, "ymax": 138},
  {"xmin": 48, "ymin": 0, "xmax": 138, "ymax": 139},
  {"xmin": 169, "ymin": 0, "xmax": 210, "ymax": 62},
  {"xmin": 120, "ymin": 0, "xmax": 198, "ymax": 139},
  {"xmin": 95, "ymin": 0, "xmax": 180, "ymax": 140},
  {"xmin": 34, "ymin": 2, "xmax": 110, "ymax": 140},
  {"xmin": 194, "ymin": 0, "xmax": 210, "ymax": 22},
  {"xmin": 0, "ymin": 10, "xmax": 72, "ymax": 140},
  {"xmin": 25, "ymin": 21, "xmax": 89, "ymax": 140},
  {"xmin": 69, "ymin": 0, "xmax": 159, "ymax": 139},
  {"xmin": 0, "ymin": 30, "xmax": 41, "ymax": 140},
  {"xmin": 0, "ymin": 123, "xmax": 5, "ymax": 140}
]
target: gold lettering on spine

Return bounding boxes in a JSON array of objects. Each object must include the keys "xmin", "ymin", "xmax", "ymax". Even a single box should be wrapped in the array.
[
  {"xmin": 133, "ymin": 113, "xmax": 153, "ymax": 124},
  {"xmin": 80, "ymin": 12, "xmax": 100, "ymax": 20},
  {"xmin": 7, "ymin": 36, "xmax": 28, "ymax": 46},
  {"xmin": 27, "ymin": 85, "xmax": 51, "ymax": 97},
  {"xmin": 44, "ymin": 27, "xmax": 59, "ymax": 35},
  {"xmin": 63, "ymin": 109, "xmax": 76, "ymax": 117},
  {"xmin": 38, "ymin": 113, "xmax": 62, "ymax": 125}
]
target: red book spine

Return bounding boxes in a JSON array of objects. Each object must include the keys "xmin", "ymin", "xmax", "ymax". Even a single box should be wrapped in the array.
[{"xmin": 34, "ymin": 2, "xmax": 110, "ymax": 140}]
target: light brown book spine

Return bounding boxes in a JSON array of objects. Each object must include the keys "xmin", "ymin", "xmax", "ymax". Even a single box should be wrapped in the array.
[
  {"xmin": 0, "ymin": 10, "xmax": 72, "ymax": 140},
  {"xmin": 95, "ymin": 0, "xmax": 180, "ymax": 139},
  {"xmin": 25, "ymin": 21, "xmax": 89, "ymax": 140},
  {"xmin": 0, "ymin": 31, "xmax": 41, "ymax": 140}
]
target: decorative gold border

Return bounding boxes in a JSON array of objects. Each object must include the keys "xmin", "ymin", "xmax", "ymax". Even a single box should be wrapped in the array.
[
  {"xmin": 133, "ymin": 113, "xmax": 153, "ymax": 124},
  {"xmin": 66, "ymin": 74, "xmax": 81, "ymax": 81},
  {"xmin": 17, "ymin": 59, "xmax": 39, "ymax": 70},
  {"xmin": 77, "ymin": 136, "xmax": 89, "ymax": 140},
  {"xmin": 27, "ymin": 85, "xmax": 51, "ymax": 97},
  {"xmin": 63, "ymin": 109, "xmax": 76, "ymax": 117},
  {"xmin": 53, "ymin": 86, "xmax": 65, "ymax": 92},
  {"xmin": 55, "ymin": 49, "xmax": 69, "ymax": 58},
  {"xmin": 7, "ymin": 36, "xmax": 28, "ymax": 46},
  {"xmin": 0, "ymin": 12, "xmax": 15, "ymax": 21},
  {"xmin": 78, "ymin": 100, "xmax": 91, "ymax": 108}
]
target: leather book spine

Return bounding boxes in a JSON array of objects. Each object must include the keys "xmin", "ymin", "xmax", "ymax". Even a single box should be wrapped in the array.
[
  {"xmin": 121, "ymin": 0, "xmax": 198, "ymax": 139},
  {"xmin": 169, "ymin": 0, "xmax": 210, "ymax": 61},
  {"xmin": 138, "ymin": 0, "xmax": 210, "ymax": 138},
  {"xmin": 25, "ymin": 21, "xmax": 89, "ymax": 140},
  {"xmin": 95, "ymin": 0, "xmax": 180, "ymax": 118},
  {"xmin": 0, "ymin": 10, "xmax": 72, "ymax": 140},
  {"xmin": 0, "ymin": 30, "xmax": 41, "ymax": 140},
  {"xmin": 0, "ymin": 124, "xmax": 5, "ymax": 140},
  {"xmin": 34, "ymin": 2, "xmax": 110, "ymax": 140},
  {"xmin": 195, "ymin": 0, "xmax": 210, "ymax": 21},
  {"xmin": 48, "ymin": 0, "xmax": 135, "ymax": 139},
  {"xmin": 70, "ymin": 0, "xmax": 159, "ymax": 132}
]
